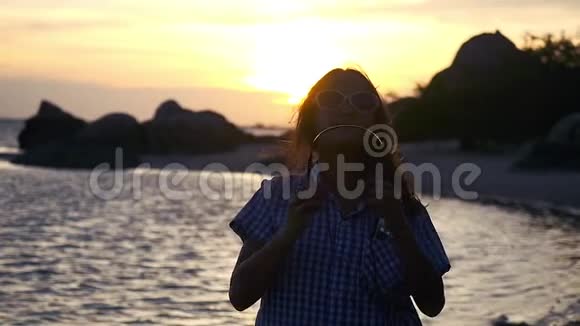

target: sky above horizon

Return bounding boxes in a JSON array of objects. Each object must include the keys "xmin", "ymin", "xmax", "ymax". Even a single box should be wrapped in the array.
[{"xmin": 1, "ymin": 0, "xmax": 579, "ymax": 126}]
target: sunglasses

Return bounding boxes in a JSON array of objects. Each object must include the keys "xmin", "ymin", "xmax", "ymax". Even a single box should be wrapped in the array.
[{"xmin": 315, "ymin": 89, "xmax": 381, "ymax": 112}]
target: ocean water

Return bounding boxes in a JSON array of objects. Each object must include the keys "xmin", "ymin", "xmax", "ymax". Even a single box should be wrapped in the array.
[
  {"xmin": 0, "ymin": 119, "xmax": 21, "ymax": 152},
  {"xmin": 0, "ymin": 120, "xmax": 578, "ymax": 325}
]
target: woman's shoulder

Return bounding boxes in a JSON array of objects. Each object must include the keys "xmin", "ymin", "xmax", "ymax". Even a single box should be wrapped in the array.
[{"xmin": 258, "ymin": 173, "xmax": 308, "ymax": 201}]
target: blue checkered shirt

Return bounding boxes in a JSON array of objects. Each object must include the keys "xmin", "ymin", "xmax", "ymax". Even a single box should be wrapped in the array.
[{"xmin": 230, "ymin": 173, "xmax": 451, "ymax": 325}]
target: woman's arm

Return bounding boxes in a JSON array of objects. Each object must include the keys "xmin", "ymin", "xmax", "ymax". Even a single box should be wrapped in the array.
[
  {"xmin": 229, "ymin": 191, "xmax": 323, "ymax": 311},
  {"xmin": 228, "ymin": 227, "xmax": 301, "ymax": 311},
  {"xmin": 385, "ymin": 202, "xmax": 445, "ymax": 317}
]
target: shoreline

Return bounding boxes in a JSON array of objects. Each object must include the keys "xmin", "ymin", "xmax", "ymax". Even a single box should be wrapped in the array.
[{"xmin": 400, "ymin": 142, "xmax": 580, "ymax": 213}]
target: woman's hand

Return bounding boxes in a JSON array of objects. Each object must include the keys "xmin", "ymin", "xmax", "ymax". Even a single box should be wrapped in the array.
[
  {"xmin": 282, "ymin": 184, "xmax": 324, "ymax": 239},
  {"xmin": 365, "ymin": 176, "xmax": 446, "ymax": 317},
  {"xmin": 364, "ymin": 177, "xmax": 407, "ymax": 228}
]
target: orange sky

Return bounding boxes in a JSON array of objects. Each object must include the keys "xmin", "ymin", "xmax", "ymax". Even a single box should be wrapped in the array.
[{"xmin": 1, "ymin": 0, "xmax": 579, "ymax": 126}]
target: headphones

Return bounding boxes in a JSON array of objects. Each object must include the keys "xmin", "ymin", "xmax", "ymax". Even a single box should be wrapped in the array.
[{"xmin": 305, "ymin": 124, "xmax": 384, "ymax": 184}]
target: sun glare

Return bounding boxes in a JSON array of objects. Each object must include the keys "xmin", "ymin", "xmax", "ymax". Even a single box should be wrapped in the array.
[{"xmin": 245, "ymin": 19, "xmax": 348, "ymax": 106}]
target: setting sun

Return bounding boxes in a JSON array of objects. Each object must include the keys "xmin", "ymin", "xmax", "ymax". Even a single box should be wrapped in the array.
[
  {"xmin": 245, "ymin": 19, "xmax": 349, "ymax": 105},
  {"xmin": 1, "ymin": 0, "xmax": 578, "ymax": 125}
]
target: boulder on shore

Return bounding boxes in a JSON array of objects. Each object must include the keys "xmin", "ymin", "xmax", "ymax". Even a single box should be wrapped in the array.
[
  {"xmin": 513, "ymin": 113, "xmax": 580, "ymax": 171},
  {"xmin": 391, "ymin": 30, "xmax": 576, "ymax": 151}
]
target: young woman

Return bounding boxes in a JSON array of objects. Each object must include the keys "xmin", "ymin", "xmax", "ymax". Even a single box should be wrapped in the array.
[{"xmin": 228, "ymin": 68, "xmax": 451, "ymax": 325}]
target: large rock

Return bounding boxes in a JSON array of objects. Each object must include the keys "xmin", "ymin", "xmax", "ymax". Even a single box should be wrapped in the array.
[
  {"xmin": 143, "ymin": 99, "xmax": 252, "ymax": 154},
  {"xmin": 78, "ymin": 113, "xmax": 145, "ymax": 152},
  {"xmin": 17, "ymin": 100, "xmax": 87, "ymax": 150},
  {"xmin": 424, "ymin": 31, "xmax": 527, "ymax": 96},
  {"xmin": 12, "ymin": 99, "xmax": 262, "ymax": 169},
  {"xmin": 545, "ymin": 113, "xmax": 580, "ymax": 146},
  {"xmin": 387, "ymin": 97, "xmax": 419, "ymax": 118},
  {"xmin": 514, "ymin": 113, "xmax": 580, "ymax": 171},
  {"xmin": 452, "ymin": 31, "xmax": 520, "ymax": 68},
  {"xmin": 393, "ymin": 30, "xmax": 570, "ymax": 149},
  {"xmin": 13, "ymin": 105, "xmax": 141, "ymax": 169}
]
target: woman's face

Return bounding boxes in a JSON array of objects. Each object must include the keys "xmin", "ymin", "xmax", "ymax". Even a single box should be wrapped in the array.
[{"xmin": 313, "ymin": 72, "xmax": 380, "ymax": 152}]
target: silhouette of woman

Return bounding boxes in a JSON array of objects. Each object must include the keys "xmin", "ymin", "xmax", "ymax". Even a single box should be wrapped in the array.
[{"xmin": 228, "ymin": 68, "xmax": 451, "ymax": 325}]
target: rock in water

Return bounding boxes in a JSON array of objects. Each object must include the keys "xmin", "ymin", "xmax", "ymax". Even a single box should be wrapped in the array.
[
  {"xmin": 18, "ymin": 100, "xmax": 87, "ymax": 150},
  {"xmin": 77, "ymin": 113, "xmax": 145, "ymax": 153},
  {"xmin": 143, "ymin": 99, "xmax": 252, "ymax": 154},
  {"xmin": 14, "ymin": 105, "xmax": 140, "ymax": 169},
  {"xmin": 13, "ymin": 99, "xmax": 256, "ymax": 169},
  {"xmin": 12, "ymin": 142, "xmax": 139, "ymax": 170}
]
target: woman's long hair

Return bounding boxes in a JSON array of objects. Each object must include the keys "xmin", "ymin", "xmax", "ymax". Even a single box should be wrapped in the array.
[{"xmin": 285, "ymin": 67, "xmax": 424, "ymax": 215}]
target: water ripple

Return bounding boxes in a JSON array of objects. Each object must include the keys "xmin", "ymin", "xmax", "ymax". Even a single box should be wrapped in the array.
[{"xmin": 0, "ymin": 167, "xmax": 578, "ymax": 325}]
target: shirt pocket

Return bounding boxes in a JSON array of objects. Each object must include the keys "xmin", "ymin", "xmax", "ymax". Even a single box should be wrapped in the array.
[{"xmin": 360, "ymin": 219, "xmax": 406, "ymax": 297}]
